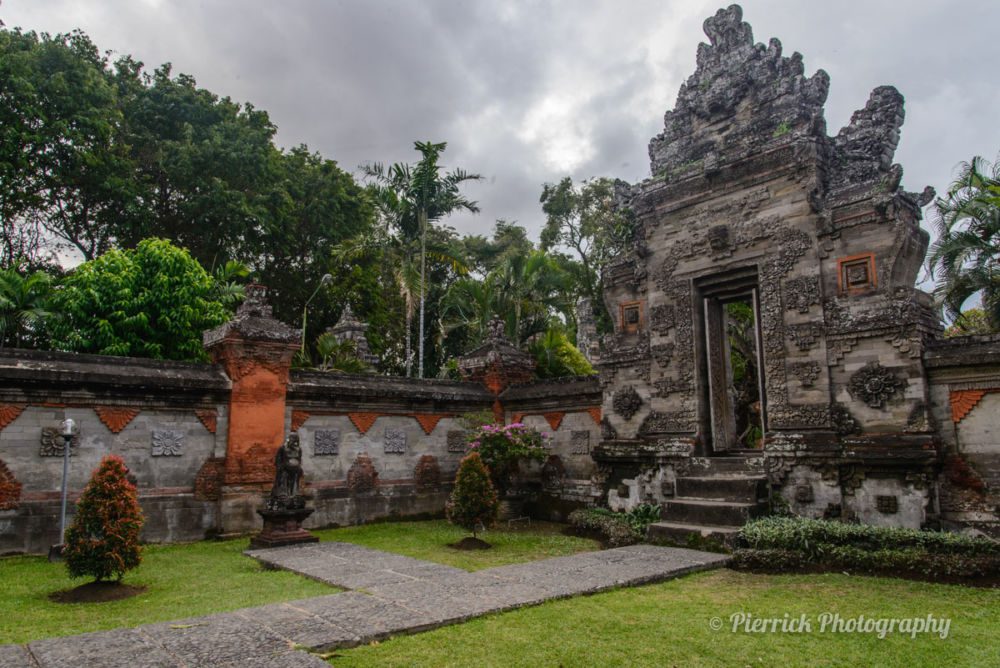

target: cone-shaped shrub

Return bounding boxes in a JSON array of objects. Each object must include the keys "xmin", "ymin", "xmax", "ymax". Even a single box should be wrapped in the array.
[
  {"xmin": 64, "ymin": 455, "xmax": 144, "ymax": 581},
  {"xmin": 446, "ymin": 452, "xmax": 498, "ymax": 538}
]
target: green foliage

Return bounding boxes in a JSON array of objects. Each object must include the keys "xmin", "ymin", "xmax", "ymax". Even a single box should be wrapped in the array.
[
  {"xmin": 467, "ymin": 423, "xmax": 549, "ymax": 495},
  {"xmin": 738, "ymin": 516, "xmax": 1000, "ymax": 558},
  {"xmin": 772, "ymin": 121, "xmax": 791, "ymax": 138},
  {"xmin": 0, "ymin": 268, "xmax": 54, "ymax": 348},
  {"xmin": 928, "ymin": 154, "xmax": 1000, "ymax": 327},
  {"xmin": 624, "ymin": 503, "xmax": 661, "ymax": 534},
  {"xmin": 446, "ymin": 452, "xmax": 499, "ymax": 538},
  {"xmin": 567, "ymin": 508, "xmax": 641, "ymax": 547},
  {"xmin": 50, "ymin": 238, "xmax": 228, "ymax": 360},
  {"xmin": 539, "ymin": 177, "xmax": 635, "ymax": 334},
  {"xmin": 943, "ymin": 307, "xmax": 997, "ymax": 337},
  {"xmin": 64, "ymin": 455, "xmax": 144, "ymax": 582},
  {"xmin": 311, "ymin": 332, "xmax": 370, "ymax": 373},
  {"xmin": 529, "ymin": 327, "xmax": 595, "ymax": 378}
]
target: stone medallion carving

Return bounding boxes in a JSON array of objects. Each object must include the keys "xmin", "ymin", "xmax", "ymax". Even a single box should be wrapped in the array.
[
  {"xmin": 314, "ymin": 429, "xmax": 340, "ymax": 456},
  {"xmin": 152, "ymin": 429, "xmax": 184, "ymax": 456},
  {"xmin": 384, "ymin": 428, "xmax": 406, "ymax": 454},
  {"xmin": 570, "ymin": 430, "xmax": 591, "ymax": 455},
  {"xmin": 789, "ymin": 361, "xmax": 821, "ymax": 387},
  {"xmin": 39, "ymin": 427, "xmax": 80, "ymax": 457},
  {"xmin": 786, "ymin": 323, "xmax": 823, "ymax": 351},
  {"xmin": 612, "ymin": 386, "xmax": 642, "ymax": 420},
  {"xmin": 783, "ymin": 276, "xmax": 820, "ymax": 313},
  {"xmin": 848, "ymin": 362, "xmax": 905, "ymax": 409},
  {"xmin": 446, "ymin": 430, "xmax": 467, "ymax": 453}
]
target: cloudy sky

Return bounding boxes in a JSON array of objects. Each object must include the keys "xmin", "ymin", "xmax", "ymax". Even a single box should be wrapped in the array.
[{"xmin": 3, "ymin": 1, "xmax": 999, "ymax": 251}]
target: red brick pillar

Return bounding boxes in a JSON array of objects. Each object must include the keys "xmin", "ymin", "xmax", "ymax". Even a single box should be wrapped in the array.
[{"xmin": 203, "ymin": 285, "xmax": 300, "ymax": 534}]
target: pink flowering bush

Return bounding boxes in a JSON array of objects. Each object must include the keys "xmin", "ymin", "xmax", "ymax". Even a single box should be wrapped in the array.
[{"xmin": 467, "ymin": 422, "xmax": 549, "ymax": 495}]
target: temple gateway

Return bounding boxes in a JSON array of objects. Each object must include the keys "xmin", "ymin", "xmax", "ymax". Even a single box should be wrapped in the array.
[{"xmin": 590, "ymin": 4, "xmax": 998, "ymax": 540}]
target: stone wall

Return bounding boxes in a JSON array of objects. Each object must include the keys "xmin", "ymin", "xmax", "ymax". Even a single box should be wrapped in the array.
[{"xmin": 0, "ymin": 341, "xmax": 602, "ymax": 553}]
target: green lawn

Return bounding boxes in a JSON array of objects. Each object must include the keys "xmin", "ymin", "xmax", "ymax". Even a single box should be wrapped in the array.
[
  {"xmin": 312, "ymin": 519, "xmax": 600, "ymax": 571},
  {"xmin": 0, "ymin": 538, "xmax": 332, "ymax": 644},
  {"xmin": 330, "ymin": 569, "xmax": 1000, "ymax": 668}
]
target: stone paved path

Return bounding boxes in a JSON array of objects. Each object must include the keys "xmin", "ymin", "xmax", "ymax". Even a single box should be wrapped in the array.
[{"xmin": 1, "ymin": 543, "xmax": 728, "ymax": 667}]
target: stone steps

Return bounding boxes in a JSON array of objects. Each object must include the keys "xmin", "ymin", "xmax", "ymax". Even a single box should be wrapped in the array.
[
  {"xmin": 661, "ymin": 498, "xmax": 764, "ymax": 527},
  {"xmin": 675, "ymin": 476, "xmax": 765, "ymax": 503},
  {"xmin": 646, "ymin": 521, "xmax": 740, "ymax": 546}
]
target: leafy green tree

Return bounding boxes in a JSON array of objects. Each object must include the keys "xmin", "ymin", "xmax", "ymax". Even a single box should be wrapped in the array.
[
  {"xmin": 446, "ymin": 451, "xmax": 498, "ymax": 540},
  {"xmin": 529, "ymin": 327, "xmax": 595, "ymax": 378},
  {"xmin": 0, "ymin": 268, "xmax": 54, "ymax": 348},
  {"xmin": 539, "ymin": 177, "xmax": 635, "ymax": 332},
  {"xmin": 459, "ymin": 220, "xmax": 534, "ymax": 276},
  {"xmin": 64, "ymin": 455, "xmax": 144, "ymax": 582},
  {"xmin": 944, "ymin": 308, "xmax": 997, "ymax": 337},
  {"xmin": 311, "ymin": 333, "xmax": 370, "ymax": 373},
  {"xmin": 363, "ymin": 141, "xmax": 481, "ymax": 377},
  {"xmin": 929, "ymin": 155, "xmax": 1000, "ymax": 327},
  {"xmin": 50, "ymin": 238, "xmax": 228, "ymax": 360}
]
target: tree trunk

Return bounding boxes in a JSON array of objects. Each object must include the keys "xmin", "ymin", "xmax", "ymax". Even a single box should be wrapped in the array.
[{"xmin": 418, "ymin": 208, "xmax": 427, "ymax": 379}]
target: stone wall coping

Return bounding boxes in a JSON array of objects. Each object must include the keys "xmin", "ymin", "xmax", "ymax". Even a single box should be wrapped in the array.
[
  {"xmin": 500, "ymin": 375, "xmax": 601, "ymax": 402},
  {"xmin": 288, "ymin": 370, "xmax": 495, "ymax": 403},
  {"xmin": 924, "ymin": 335, "xmax": 1000, "ymax": 369}
]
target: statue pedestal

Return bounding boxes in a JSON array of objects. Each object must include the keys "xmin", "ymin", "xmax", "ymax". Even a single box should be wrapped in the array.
[{"xmin": 250, "ymin": 507, "xmax": 318, "ymax": 549}]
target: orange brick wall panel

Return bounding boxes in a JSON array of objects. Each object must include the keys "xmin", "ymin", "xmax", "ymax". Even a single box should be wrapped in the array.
[
  {"xmin": 94, "ymin": 406, "xmax": 141, "ymax": 434},
  {"xmin": 291, "ymin": 410, "xmax": 311, "ymax": 432},
  {"xmin": 348, "ymin": 413, "xmax": 380, "ymax": 434},
  {"xmin": 0, "ymin": 459, "xmax": 22, "ymax": 511},
  {"xmin": 225, "ymin": 364, "xmax": 290, "ymax": 485},
  {"xmin": 543, "ymin": 412, "xmax": 565, "ymax": 431},
  {"xmin": 413, "ymin": 414, "xmax": 446, "ymax": 435},
  {"xmin": 586, "ymin": 406, "xmax": 602, "ymax": 425},
  {"xmin": 511, "ymin": 413, "xmax": 526, "ymax": 425},
  {"xmin": 950, "ymin": 389, "xmax": 990, "ymax": 423},
  {"xmin": 195, "ymin": 409, "xmax": 218, "ymax": 434},
  {"xmin": 0, "ymin": 404, "xmax": 26, "ymax": 431}
]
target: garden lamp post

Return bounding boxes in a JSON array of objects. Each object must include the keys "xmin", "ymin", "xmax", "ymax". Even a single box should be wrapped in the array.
[
  {"xmin": 48, "ymin": 417, "xmax": 75, "ymax": 561},
  {"xmin": 300, "ymin": 273, "xmax": 333, "ymax": 357}
]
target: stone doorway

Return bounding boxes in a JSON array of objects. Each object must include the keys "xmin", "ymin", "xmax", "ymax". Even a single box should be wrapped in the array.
[{"xmin": 696, "ymin": 269, "xmax": 767, "ymax": 453}]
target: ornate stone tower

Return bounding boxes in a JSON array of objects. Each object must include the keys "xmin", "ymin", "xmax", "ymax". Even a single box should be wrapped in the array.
[{"xmin": 595, "ymin": 5, "xmax": 944, "ymax": 532}]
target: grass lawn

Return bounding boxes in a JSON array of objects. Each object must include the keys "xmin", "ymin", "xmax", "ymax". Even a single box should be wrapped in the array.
[
  {"xmin": 0, "ymin": 538, "xmax": 332, "ymax": 645},
  {"xmin": 330, "ymin": 569, "xmax": 1000, "ymax": 668},
  {"xmin": 312, "ymin": 519, "xmax": 600, "ymax": 571}
]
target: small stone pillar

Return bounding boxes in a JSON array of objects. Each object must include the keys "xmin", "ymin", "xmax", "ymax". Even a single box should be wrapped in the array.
[
  {"xmin": 457, "ymin": 318, "xmax": 536, "ymax": 422},
  {"xmin": 326, "ymin": 304, "xmax": 378, "ymax": 366},
  {"xmin": 203, "ymin": 285, "xmax": 300, "ymax": 535}
]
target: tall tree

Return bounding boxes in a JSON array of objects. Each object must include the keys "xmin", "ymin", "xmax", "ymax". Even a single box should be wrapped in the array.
[
  {"xmin": 539, "ymin": 177, "xmax": 635, "ymax": 332},
  {"xmin": 363, "ymin": 141, "xmax": 481, "ymax": 377},
  {"xmin": 928, "ymin": 155, "xmax": 1000, "ymax": 328},
  {"xmin": 0, "ymin": 268, "xmax": 53, "ymax": 348}
]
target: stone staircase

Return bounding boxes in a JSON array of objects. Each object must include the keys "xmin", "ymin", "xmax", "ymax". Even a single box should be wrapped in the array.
[{"xmin": 647, "ymin": 456, "xmax": 768, "ymax": 546}]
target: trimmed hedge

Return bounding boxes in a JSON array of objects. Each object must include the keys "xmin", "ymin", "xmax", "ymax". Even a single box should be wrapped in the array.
[
  {"xmin": 733, "ymin": 517, "xmax": 1000, "ymax": 581},
  {"xmin": 738, "ymin": 516, "xmax": 1000, "ymax": 558},
  {"xmin": 568, "ymin": 508, "xmax": 640, "ymax": 547}
]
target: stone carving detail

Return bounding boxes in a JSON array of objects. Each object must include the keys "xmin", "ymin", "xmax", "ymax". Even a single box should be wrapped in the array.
[
  {"xmin": 541, "ymin": 455, "xmax": 566, "ymax": 489},
  {"xmin": 152, "ymin": 429, "xmax": 184, "ymax": 456},
  {"xmin": 789, "ymin": 361, "xmax": 821, "ymax": 387},
  {"xmin": 612, "ymin": 386, "xmax": 642, "ymax": 420},
  {"xmin": 384, "ymin": 428, "xmax": 406, "ymax": 454},
  {"xmin": 447, "ymin": 430, "xmax": 467, "ymax": 453},
  {"xmin": 783, "ymin": 276, "xmax": 820, "ymax": 313},
  {"xmin": 639, "ymin": 411, "xmax": 695, "ymax": 435},
  {"xmin": 313, "ymin": 429, "xmax": 340, "ymax": 456},
  {"xmin": 848, "ymin": 362, "xmax": 906, "ymax": 409},
  {"xmin": 651, "ymin": 343, "xmax": 675, "ymax": 367},
  {"xmin": 786, "ymin": 323, "xmax": 823, "ymax": 351},
  {"xmin": 0, "ymin": 459, "xmax": 22, "ymax": 510},
  {"xmin": 876, "ymin": 495, "xmax": 898, "ymax": 514},
  {"xmin": 347, "ymin": 454, "xmax": 378, "ymax": 494},
  {"xmin": 830, "ymin": 403, "xmax": 861, "ymax": 436},
  {"xmin": 413, "ymin": 454, "xmax": 441, "ymax": 491},
  {"xmin": 649, "ymin": 304, "xmax": 676, "ymax": 334},
  {"xmin": 570, "ymin": 430, "xmax": 591, "ymax": 455},
  {"xmin": 39, "ymin": 426, "xmax": 79, "ymax": 457}
]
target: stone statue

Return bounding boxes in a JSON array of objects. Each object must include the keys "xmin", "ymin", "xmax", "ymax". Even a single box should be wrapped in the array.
[{"xmin": 267, "ymin": 432, "xmax": 305, "ymax": 510}]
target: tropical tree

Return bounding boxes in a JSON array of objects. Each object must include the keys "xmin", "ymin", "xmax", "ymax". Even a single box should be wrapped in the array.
[
  {"xmin": 0, "ymin": 268, "xmax": 54, "ymax": 348},
  {"xmin": 944, "ymin": 308, "xmax": 996, "ymax": 337},
  {"xmin": 363, "ymin": 141, "xmax": 481, "ymax": 377},
  {"xmin": 539, "ymin": 177, "xmax": 635, "ymax": 332},
  {"xmin": 312, "ymin": 333, "xmax": 370, "ymax": 373},
  {"xmin": 49, "ymin": 238, "xmax": 228, "ymax": 360},
  {"xmin": 529, "ymin": 327, "xmax": 595, "ymax": 378},
  {"xmin": 928, "ymin": 155, "xmax": 1000, "ymax": 327}
]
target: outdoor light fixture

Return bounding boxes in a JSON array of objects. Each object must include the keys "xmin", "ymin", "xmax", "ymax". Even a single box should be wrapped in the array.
[
  {"xmin": 300, "ymin": 273, "xmax": 334, "ymax": 356},
  {"xmin": 48, "ymin": 417, "xmax": 75, "ymax": 561}
]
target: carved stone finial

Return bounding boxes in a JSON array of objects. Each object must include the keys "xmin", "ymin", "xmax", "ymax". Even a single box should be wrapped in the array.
[{"xmin": 703, "ymin": 4, "xmax": 752, "ymax": 52}]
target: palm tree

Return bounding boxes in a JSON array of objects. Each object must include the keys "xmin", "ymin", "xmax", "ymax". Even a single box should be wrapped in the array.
[
  {"xmin": 363, "ymin": 141, "xmax": 481, "ymax": 377},
  {"xmin": 928, "ymin": 155, "xmax": 1000, "ymax": 328},
  {"xmin": 0, "ymin": 268, "xmax": 54, "ymax": 348}
]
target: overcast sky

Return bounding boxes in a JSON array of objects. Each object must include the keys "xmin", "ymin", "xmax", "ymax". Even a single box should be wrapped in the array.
[{"xmin": 3, "ymin": 0, "xmax": 999, "ymax": 250}]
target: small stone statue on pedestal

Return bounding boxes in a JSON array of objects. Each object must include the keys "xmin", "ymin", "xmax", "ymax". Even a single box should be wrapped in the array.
[{"xmin": 250, "ymin": 432, "xmax": 319, "ymax": 549}]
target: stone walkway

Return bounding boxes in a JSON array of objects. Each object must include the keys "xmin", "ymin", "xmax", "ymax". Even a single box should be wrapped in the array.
[{"xmin": 2, "ymin": 542, "xmax": 728, "ymax": 667}]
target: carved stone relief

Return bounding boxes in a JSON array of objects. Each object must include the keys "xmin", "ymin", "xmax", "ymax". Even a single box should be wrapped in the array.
[
  {"xmin": 848, "ymin": 362, "xmax": 906, "ymax": 409},
  {"xmin": 612, "ymin": 386, "xmax": 642, "ymax": 420},
  {"xmin": 384, "ymin": 428, "xmax": 406, "ymax": 454},
  {"xmin": 39, "ymin": 427, "xmax": 80, "ymax": 457},
  {"xmin": 152, "ymin": 429, "xmax": 184, "ymax": 456},
  {"xmin": 314, "ymin": 429, "xmax": 340, "ymax": 456}
]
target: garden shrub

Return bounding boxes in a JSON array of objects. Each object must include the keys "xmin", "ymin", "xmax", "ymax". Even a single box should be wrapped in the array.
[
  {"xmin": 446, "ymin": 452, "xmax": 498, "ymax": 537},
  {"xmin": 568, "ymin": 508, "xmax": 641, "ymax": 547},
  {"xmin": 733, "ymin": 516, "xmax": 1000, "ymax": 580},
  {"xmin": 64, "ymin": 455, "xmax": 144, "ymax": 582}
]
